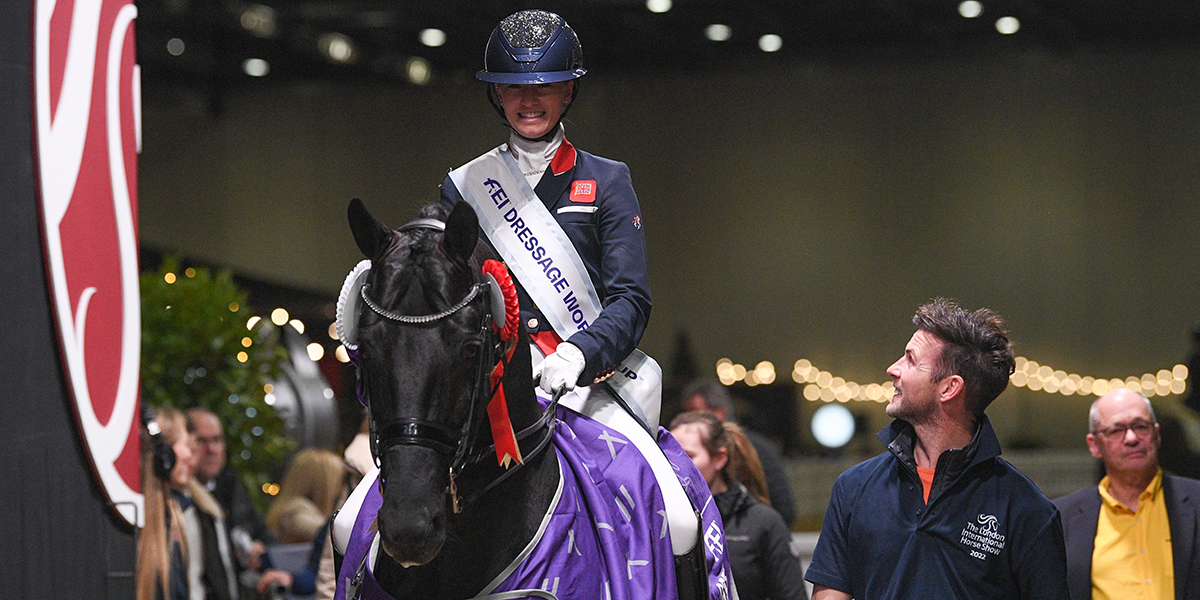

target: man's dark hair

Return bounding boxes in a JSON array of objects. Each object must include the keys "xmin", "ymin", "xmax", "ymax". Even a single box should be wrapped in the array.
[
  {"xmin": 679, "ymin": 378, "xmax": 734, "ymax": 417},
  {"xmin": 913, "ymin": 297, "xmax": 1015, "ymax": 416}
]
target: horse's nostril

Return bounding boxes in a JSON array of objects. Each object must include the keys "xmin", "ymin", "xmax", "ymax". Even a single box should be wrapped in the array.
[{"xmin": 377, "ymin": 502, "xmax": 446, "ymax": 566}]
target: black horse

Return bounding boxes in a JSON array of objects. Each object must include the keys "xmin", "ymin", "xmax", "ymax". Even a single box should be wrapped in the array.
[
  {"xmin": 339, "ymin": 199, "xmax": 561, "ymax": 598},
  {"xmin": 333, "ymin": 199, "xmax": 721, "ymax": 600}
]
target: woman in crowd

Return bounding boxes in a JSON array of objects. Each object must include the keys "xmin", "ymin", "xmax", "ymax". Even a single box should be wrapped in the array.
[
  {"xmin": 259, "ymin": 448, "xmax": 348, "ymax": 597},
  {"xmin": 137, "ymin": 406, "xmax": 194, "ymax": 600},
  {"xmin": 670, "ymin": 411, "xmax": 809, "ymax": 600},
  {"xmin": 265, "ymin": 448, "xmax": 346, "ymax": 544}
]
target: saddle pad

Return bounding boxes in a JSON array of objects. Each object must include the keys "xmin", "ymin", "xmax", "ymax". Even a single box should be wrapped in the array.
[
  {"xmin": 335, "ymin": 403, "xmax": 733, "ymax": 600},
  {"xmin": 481, "ymin": 404, "xmax": 676, "ymax": 599}
]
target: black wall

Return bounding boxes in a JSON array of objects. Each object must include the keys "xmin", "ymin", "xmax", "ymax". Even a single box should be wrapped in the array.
[{"xmin": 0, "ymin": 0, "xmax": 137, "ymax": 596}]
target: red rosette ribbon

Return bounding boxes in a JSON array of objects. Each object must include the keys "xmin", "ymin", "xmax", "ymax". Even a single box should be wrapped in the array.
[
  {"xmin": 487, "ymin": 347, "xmax": 522, "ymax": 468},
  {"xmin": 482, "ymin": 259, "xmax": 519, "ymax": 341},
  {"xmin": 481, "ymin": 259, "xmax": 522, "ymax": 467}
]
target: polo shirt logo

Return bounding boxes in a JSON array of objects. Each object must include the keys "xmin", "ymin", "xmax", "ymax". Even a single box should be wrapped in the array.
[
  {"xmin": 960, "ymin": 513, "xmax": 1006, "ymax": 560},
  {"xmin": 978, "ymin": 514, "xmax": 999, "ymax": 533}
]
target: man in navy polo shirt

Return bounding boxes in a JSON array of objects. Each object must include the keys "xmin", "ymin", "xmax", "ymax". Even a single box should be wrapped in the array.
[{"xmin": 806, "ymin": 298, "xmax": 1069, "ymax": 600}]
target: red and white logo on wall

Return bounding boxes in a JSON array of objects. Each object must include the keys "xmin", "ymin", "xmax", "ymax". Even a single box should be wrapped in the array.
[{"xmin": 34, "ymin": 0, "xmax": 143, "ymax": 527}]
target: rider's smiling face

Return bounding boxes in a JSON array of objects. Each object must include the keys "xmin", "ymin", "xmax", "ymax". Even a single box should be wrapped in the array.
[{"xmin": 495, "ymin": 81, "xmax": 573, "ymax": 139}]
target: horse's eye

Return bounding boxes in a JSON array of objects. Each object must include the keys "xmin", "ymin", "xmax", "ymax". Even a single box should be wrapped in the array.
[{"xmin": 461, "ymin": 343, "xmax": 480, "ymax": 359}]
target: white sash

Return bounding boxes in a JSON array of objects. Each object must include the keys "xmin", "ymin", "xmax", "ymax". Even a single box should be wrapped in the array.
[{"xmin": 449, "ymin": 147, "xmax": 662, "ymax": 430}]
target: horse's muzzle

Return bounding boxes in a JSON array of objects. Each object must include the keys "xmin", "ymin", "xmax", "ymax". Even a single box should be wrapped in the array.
[
  {"xmin": 376, "ymin": 445, "xmax": 448, "ymax": 566},
  {"xmin": 377, "ymin": 510, "xmax": 444, "ymax": 566}
]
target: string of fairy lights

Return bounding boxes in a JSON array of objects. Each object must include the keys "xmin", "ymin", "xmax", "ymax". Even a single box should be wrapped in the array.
[
  {"xmin": 218, "ymin": 281, "xmax": 1192, "ymax": 406},
  {"xmin": 716, "ymin": 357, "xmax": 1191, "ymax": 403}
]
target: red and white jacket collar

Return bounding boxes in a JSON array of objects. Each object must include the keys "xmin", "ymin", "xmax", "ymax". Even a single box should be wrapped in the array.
[{"xmin": 550, "ymin": 136, "xmax": 576, "ymax": 176}]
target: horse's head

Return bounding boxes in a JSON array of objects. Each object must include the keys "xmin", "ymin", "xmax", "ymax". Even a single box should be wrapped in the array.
[{"xmin": 341, "ymin": 199, "xmax": 518, "ymax": 566}]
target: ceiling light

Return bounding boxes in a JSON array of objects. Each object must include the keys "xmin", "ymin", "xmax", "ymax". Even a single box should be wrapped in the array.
[
  {"xmin": 958, "ymin": 1, "xmax": 983, "ymax": 19},
  {"xmin": 166, "ymin": 38, "xmax": 185, "ymax": 56},
  {"xmin": 242, "ymin": 58, "xmax": 269, "ymax": 77},
  {"xmin": 812, "ymin": 404, "xmax": 856, "ymax": 448},
  {"xmin": 646, "ymin": 0, "xmax": 672, "ymax": 13},
  {"xmin": 319, "ymin": 32, "xmax": 357, "ymax": 63},
  {"xmin": 419, "ymin": 28, "xmax": 446, "ymax": 47},
  {"xmin": 705, "ymin": 24, "xmax": 732, "ymax": 42},
  {"xmin": 758, "ymin": 34, "xmax": 782, "ymax": 52},
  {"xmin": 995, "ymin": 16, "xmax": 1020, "ymax": 34},
  {"xmin": 240, "ymin": 4, "xmax": 277, "ymax": 38},
  {"xmin": 405, "ymin": 57, "xmax": 431, "ymax": 85}
]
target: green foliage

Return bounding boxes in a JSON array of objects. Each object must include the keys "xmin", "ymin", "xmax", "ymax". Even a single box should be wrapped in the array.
[{"xmin": 141, "ymin": 256, "xmax": 293, "ymax": 508}]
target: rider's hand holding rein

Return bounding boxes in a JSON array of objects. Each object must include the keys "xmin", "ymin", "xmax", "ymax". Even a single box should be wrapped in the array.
[{"xmin": 534, "ymin": 342, "xmax": 586, "ymax": 394}]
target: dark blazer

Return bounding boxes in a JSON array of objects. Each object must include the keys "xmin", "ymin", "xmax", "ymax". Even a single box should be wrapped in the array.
[
  {"xmin": 442, "ymin": 135, "xmax": 652, "ymax": 385},
  {"xmin": 1052, "ymin": 473, "xmax": 1200, "ymax": 600}
]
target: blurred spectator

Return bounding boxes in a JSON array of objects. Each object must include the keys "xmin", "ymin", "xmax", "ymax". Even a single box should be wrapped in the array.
[
  {"xmin": 266, "ymin": 449, "xmax": 347, "ymax": 544},
  {"xmin": 671, "ymin": 410, "xmax": 808, "ymax": 600},
  {"xmin": 1185, "ymin": 321, "xmax": 1200, "ymax": 415},
  {"xmin": 137, "ymin": 406, "xmax": 193, "ymax": 600},
  {"xmin": 342, "ymin": 413, "xmax": 372, "ymax": 483},
  {"xmin": 187, "ymin": 408, "xmax": 275, "ymax": 573},
  {"xmin": 1157, "ymin": 414, "xmax": 1200, "ymax": 481},
  {"xmin": 1054, "ymin": 389, "xmax": 1200, "ymax": 600},
  {"xmin": 180, "ymin": 472, "xmax": 239, "ymax": 600},
  {"xmin": 259, "ymin": 449, "xmax": 350, "ymax": 597},
  {"xmin": 679, "ymin": 378, "xmax": 797, "ymax": 526}
]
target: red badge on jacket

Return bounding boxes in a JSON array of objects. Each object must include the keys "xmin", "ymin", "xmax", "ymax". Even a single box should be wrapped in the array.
[{"xmin": 570, "ymin": 180, "xmax": 597, "ymax": 203}]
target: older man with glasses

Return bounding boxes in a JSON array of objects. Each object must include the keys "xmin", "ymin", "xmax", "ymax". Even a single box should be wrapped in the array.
[
  {"xmin": 1054, "ymin": 388, "xmax": 1200, "ymax": 600},
  {"xmin": 186, "ymin": 408, "xmax": 276, "ymax": 572}
]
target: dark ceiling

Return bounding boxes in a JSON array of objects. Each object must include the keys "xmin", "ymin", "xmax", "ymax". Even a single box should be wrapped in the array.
[{"xmin": 137, "ymin": 0, "xmax": 1200, "ymax": 91}]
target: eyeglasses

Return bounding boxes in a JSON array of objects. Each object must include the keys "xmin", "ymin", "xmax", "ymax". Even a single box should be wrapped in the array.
[{"xmin": 1093, "ymin": 421, "xmax": 1154, "ymax": 439}]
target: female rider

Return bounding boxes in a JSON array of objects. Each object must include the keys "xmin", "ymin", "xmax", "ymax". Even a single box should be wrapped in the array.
[
  {"xmin": 439, "ymin": 8, "xmax": 700, "ymax": 559},
  {"xmin": 439, "ymin": 9, "xmax": 652, "ymax": 415}
]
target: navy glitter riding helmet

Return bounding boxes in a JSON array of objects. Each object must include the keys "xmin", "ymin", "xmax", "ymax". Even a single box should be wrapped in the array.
[{"xmin": 476, "ymin": 10, "xmax": 587, "ymax": 84}]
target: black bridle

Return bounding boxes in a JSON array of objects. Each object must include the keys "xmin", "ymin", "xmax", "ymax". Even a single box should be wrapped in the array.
[
  {"xmin": 359, "ymin": 221, "xmax": 559, "ymax": 514},
  {"xmin": 364, "ymin": 281, "xmax": 496, "ymax": 478}
]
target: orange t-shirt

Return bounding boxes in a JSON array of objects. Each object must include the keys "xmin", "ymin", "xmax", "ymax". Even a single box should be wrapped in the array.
[{"xmin": 916, "ymin": 465, "xmax": 935, "ymax": 504}]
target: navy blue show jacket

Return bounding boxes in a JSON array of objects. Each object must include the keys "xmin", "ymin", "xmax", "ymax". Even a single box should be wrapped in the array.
[
  {"xmin": 805, "ymin": 416, "xmax": 1070, "ymax": 600},
  {"xmin": 441, "ymin": 138, "xmax": 652, "ymax": 386}
]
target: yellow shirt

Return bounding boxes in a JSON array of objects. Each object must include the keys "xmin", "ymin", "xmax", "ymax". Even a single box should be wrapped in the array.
[{"xmin": 1091, "ymin": 469, "xmax": 1174, "ymax": 600}]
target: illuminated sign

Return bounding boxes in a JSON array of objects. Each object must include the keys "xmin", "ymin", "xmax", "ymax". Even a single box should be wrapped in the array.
[{"xmin": 34, "ymin": 0, "xmax": 143, "ymax": 527}]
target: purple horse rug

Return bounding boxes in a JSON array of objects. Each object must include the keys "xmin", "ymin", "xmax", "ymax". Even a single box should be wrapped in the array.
[{"xmin": 334, "ymin": 400, "xmax": 733, "ymax": 600}]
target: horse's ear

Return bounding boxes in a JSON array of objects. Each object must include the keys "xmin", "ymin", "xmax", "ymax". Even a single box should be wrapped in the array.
[
  {"xmin": 442, "ymin": 201, "xmax": 479, "ymax": 265},
  {"xmin": 348, "ymin": 198, "xmax": 393, "ymax": 258}
]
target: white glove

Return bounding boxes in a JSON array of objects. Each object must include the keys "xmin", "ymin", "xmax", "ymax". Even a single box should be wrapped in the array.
[{"xmin": 534, "ymin": 342, "xmax": 586, "ymax": 395}]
